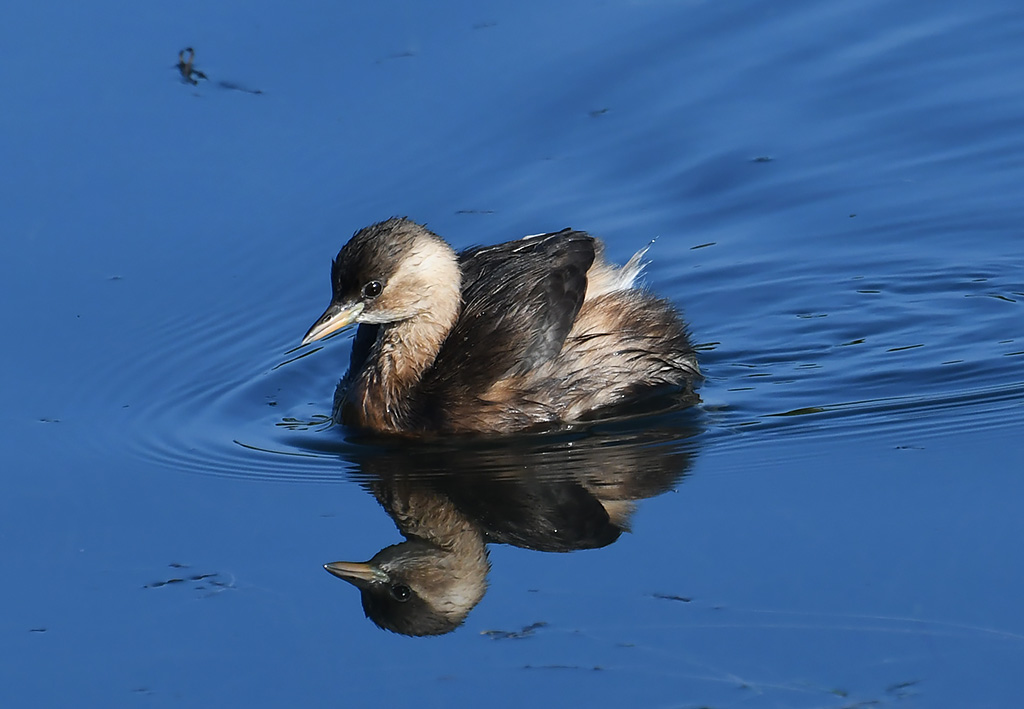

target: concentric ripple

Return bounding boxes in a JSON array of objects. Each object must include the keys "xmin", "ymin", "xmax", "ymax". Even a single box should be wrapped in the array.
[{"xmin": 66, "ymin": 239, "xmax": 1023, "ymax": 485}]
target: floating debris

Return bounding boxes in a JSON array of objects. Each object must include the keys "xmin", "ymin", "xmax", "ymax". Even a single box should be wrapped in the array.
[
  {"xmin": 175, "ymin": 47, "xmax": 263, "ymax": 94},
  {"xmin": 275, "ymin": 414, "xmax": 332, "ymax": 431},
  {"xmin": 144, "ymin": 566, "xmax": 234, "ymax": 595},
  {"xmin": 177, "ymin": 47, "xmax": 207, "ymax": 85},
  {"xmin": 481, "ymin": 621, "xmax": 547, "ymax": 640}
]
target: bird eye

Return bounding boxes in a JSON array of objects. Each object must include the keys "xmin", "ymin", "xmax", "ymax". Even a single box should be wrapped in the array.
[
  {"xmin": 390, "ymin": 584, "xmax": 411, "ymax": 602},
  {"xmin": 362, "ymin": 280, "xmax": 383, "ymax": 299}
]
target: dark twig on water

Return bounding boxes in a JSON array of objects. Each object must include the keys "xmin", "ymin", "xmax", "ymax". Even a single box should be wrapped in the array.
[{"xmin": 177, "ymin": 47, "xmax": 207, "ymax": 85}]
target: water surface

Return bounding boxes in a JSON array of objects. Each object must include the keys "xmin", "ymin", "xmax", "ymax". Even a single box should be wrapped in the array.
[{"xmin": 3, "ymin": 0, "xmax": 1023, "ymax": 706}]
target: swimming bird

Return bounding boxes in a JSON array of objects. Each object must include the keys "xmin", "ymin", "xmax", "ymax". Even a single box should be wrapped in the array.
[{"xmin": 301, "ymin": 218, "xmax": 700, "ymax": 435}]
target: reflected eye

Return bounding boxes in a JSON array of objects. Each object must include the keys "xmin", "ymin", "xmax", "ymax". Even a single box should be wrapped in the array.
[
  {"xmin": 390, "ymin": 584, "xmax": 411, "ymax": 602},
  {"xmin": 362, "ymin": 280, "xmax": 383, "ymax": 299}
]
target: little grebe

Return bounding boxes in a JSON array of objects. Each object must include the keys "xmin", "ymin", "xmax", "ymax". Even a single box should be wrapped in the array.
[{"xmin": 301, "ymin": 218, "xmax": 700, "ymax": 435}]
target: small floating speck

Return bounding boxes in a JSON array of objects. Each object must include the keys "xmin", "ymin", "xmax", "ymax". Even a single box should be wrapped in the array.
[
  {"xmin": 38, "ymin": 417, "xmax": 60, "ymax": 423},
  {"xmin": 275, "ymin": 414, "xmax": 332, "ymax": 431},
  {"xmin": 481, "ymin": 621, "xmax": 547, "ymax": 640},
  {"xmin": 588, "ymin": 108, "xmax": 609, "ymax": 118},
  {"xmin": 454, "ymin": 209, "xmax": 495, "ymax": 215},
  {"xmin": 376, "ymin": 50, "xmax": 416, "ymax": 63},
  {"xmin": 887, "ymin": 680, "xmax": 922, "ymax": 696},
  {"xmin": 652, "ymin": 593, "xmax": 691, "ymax": 603},
  {"xmin": 29, "ymin": 627, "xmax": 48, "ymax": 633},
  {"xmin": 751, "ymin": 155, "xmax": 773, "ymax": 163}
]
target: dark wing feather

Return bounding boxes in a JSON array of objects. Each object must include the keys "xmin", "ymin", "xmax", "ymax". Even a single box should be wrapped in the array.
[{"xmin": 426, "ymin": 229, "xmax": 595, "ymax": 393}]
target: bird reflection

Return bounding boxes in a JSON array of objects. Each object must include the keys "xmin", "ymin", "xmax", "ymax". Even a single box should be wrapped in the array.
[{"xmin": 324, "ymin": 420, "xmax": 701, "ymax": 636}]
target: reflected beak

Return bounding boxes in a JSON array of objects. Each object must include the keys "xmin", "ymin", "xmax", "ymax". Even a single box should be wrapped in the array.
[
  {"xmin": 301, "ymin": 301, "xmax": 365, "ymax": 346},
  {"xmin": 324, "ymin": 561, "xmax": 388, "ymax": 589}
]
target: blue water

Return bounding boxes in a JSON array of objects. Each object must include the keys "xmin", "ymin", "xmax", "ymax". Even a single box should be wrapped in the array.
[{"xmin": 3, "ymin": 0, "xmax": 1023, "ymax": 706}]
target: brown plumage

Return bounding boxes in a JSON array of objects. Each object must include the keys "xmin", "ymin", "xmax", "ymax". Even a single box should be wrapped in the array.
[{"xmin": 301, "ymin": 217, "xmax": 700, "ymax": 435}]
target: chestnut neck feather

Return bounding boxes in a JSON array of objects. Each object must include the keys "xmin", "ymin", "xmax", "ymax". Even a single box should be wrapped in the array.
[{"xmin": 352, "ymin": 283, "xmax": 461, "ymax": 432}]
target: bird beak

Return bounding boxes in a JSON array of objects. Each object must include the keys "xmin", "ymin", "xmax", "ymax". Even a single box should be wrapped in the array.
[
  {"xmin": 301, "ymin": 301, "xmax": 365, "ymax": 346},
  {"xmin": 324, "ymin": 560, "xmax": 388, "ymax": 589}
]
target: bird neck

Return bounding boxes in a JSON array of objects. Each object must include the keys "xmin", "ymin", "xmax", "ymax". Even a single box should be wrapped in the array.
[
  {"xmin": 382, "ymin": 483, "xmax": 490, "ymax": 588},
  {"xmin": 356, "ymin": 275, "xmax": 462, "ymax": 432},
  {"xmin": 390, "ymin": 486, "xmax": 482, "ymax": 550},
  {"xmin": 379, "ymin": 308, "xmax": 457, "ymax": 389}
]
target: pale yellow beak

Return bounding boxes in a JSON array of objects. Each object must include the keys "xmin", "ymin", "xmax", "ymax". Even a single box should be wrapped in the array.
[
  {"xmin": 324, "ymin": 560, "xmax": 388, "ymax": 588},
  {"xmin": 301, "ymin": 301, "xmax": 365, "ymax": 346}
]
